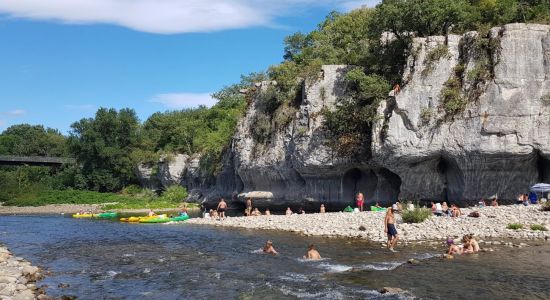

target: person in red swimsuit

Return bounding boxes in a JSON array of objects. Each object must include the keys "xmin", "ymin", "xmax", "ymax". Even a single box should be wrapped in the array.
[{"xmin": 356, "ymin": 192, "xmax": 365, "ymax": 212}]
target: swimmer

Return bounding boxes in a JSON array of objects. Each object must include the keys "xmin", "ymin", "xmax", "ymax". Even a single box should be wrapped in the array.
[
  {"xmin": 265, "ymin": 208, "xmax": 271, "ymax": 216},
  {"xmin": 303, "ymin": 244, "xmax": 321, "ymax": 260},
  {"xmin": 263, "ymin": 240, "xmax": 278, "ymax": 255},
  {"xmin": 252, "ymin": 207, "xmax": 261, "ymax": 216},
  {"xmin": 320, "ymin": 204, "xmax": 326, "ymax": 214},
  {"xmin": 446, "ymin": 238, "xmax": 463, "ymax": 255}
]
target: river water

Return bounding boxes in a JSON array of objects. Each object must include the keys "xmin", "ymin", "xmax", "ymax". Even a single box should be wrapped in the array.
[{"xmin": 0, "ymin": 215, "xmax": 549, "ymax": 299}]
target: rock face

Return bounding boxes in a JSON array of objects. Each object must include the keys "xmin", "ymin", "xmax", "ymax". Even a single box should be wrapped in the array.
[
  {"xmin": 203, "ymin": 24, "xmax": 550, "ymax": 209},
  {"xmin": 135, "ymin": 154, "xmax": 207, "ymax": 198}
]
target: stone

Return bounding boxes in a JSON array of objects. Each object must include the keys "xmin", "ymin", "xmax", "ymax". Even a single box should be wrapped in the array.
[
  {"xmin": 358, "ymin": 225, "xmax": 367, "ymax": 231},
  {"xmin": 14, "ymin": 290, "xmax": 36, "ymax": 300},
  {"xmin": 380, "ymin": 287, "xmax": 405, "ymax": 294},
  {"xmin": 0, "ymin": 276, "xmax": 17, "ymax": 284},
  {"xmin": 21, "ymin": 266, "xmax": 38, "ymax": 277},
  {"xmin": 37, "ymin": 295, "xmax": 54, "ymax": 300}
]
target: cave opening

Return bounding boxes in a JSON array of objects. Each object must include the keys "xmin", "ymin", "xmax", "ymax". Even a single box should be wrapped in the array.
[
  {"xmin": 437, "ymin": 157, "xmax": 465, "ymax": 203},
  {"xmin": 375, "ymin": 168, "xmax": 402, "ymax": 204},
  {"xmin": 537, "ymin": 153, "xmax": 550, "ymax": 183},
  {"xmin": 341, "ymin": 168, "xmax": 377, "ymax": 204}
]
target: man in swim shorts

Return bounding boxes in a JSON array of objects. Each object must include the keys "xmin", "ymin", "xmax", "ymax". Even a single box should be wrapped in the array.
[
  {"xmin": 217, "ymin": 198, "xmax": 227, "ymax": 219},
  {"xmin": 384, "ymin": 207, "xmax": 398, "ymax": 252}
]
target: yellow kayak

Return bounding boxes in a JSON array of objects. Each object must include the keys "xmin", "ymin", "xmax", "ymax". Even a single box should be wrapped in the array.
[
  {"xmin": 120, "ymin": 215, "xmax": 167, "ymax": 223},
  {"xmin": 72, "ymin": 213, "xmax": 96, "ymax": 218}
]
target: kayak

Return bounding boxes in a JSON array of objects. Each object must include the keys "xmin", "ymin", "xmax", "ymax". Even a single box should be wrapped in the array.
[
  {"xmin": 139, "ymin": 215, "xmax": 170, "ymax": 223},
  {"xmin": 120, "ymin": 214, "xmax": 168, "ymax": 223},
  {"xmin": 72, "ymin": 213, "xmax": 94, "ymax": 218},
  {"xmin": 169, "ymin": 215, "xmax": 190, "ymax": 222},
  {"xmin": 95, "ymin": 212, "xmax": 118, "ymax": 219},
  {"xmin": 139, "ymin": 214, "xmax": 189, "ymax": 223},
  {"xmin": 370, "ymin": 206, "xmax": 387, "ymax": 212},
  {"xmin": 120, "ymin": 216, "xmax": 141, "ymax": 222}
]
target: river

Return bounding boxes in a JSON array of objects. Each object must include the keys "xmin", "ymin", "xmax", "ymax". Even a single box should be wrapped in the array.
[{"xmin": 0, "ymin": 215, "xmax": 549, "ymax": 299}]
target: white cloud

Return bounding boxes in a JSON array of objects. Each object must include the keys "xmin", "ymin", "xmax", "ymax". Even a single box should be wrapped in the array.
[
  {"xmin": 339, "ymin": 0, "xmax": 380, "ymax": 11},
  {"xmin": 151, "ymin": 92, "xmax": 216, "ymax": 109},
  {"xmin": 2, "ymin": 109, "xmax": 26, "ymax": 117},
  {"xmin": 65, "ymin": 104, "xmax": 96, "ymax": 110},
  {"xmin": 0, "ymin": 1, "xmax": 381, "ymax": 34}
]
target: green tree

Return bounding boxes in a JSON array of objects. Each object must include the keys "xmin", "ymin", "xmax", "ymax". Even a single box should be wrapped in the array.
[
  {"xmin": 0, "ymin": 124, "xmax": 67, "ymax": 156},
  {"xmin": 68, "ymin": 108, "xmax": 143, "ymax": 192}
]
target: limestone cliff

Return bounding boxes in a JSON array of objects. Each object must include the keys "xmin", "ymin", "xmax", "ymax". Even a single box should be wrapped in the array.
[{"xmin": 157, "ymin": 23, "xmax": 550, "ymax": 210}]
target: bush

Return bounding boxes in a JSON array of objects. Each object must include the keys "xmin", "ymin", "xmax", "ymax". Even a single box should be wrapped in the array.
[
  {"xmin": 159, "ymin": 185, "xmax": 188, "ymax": 203},
  {"xmin": 506, "ymin": 223, "xmax": 523, "ymax": 230},
  {"xmin": 419, "ymin": 108, "xmax": 433, "ymax": 126},
  {"xmin": 541, "ymin": 201, "xmax": 550, "ymax": 212},
  {"xmin": 422, "ymin": 44, "xmax": 451, "ymax": 76},
  {"xmin": 530, "ymin": 224, "xmax": 547, "ymax": 231},
  {"xmin": 402, "ymin": 208, "xmax": 432, "ymax": 223}
]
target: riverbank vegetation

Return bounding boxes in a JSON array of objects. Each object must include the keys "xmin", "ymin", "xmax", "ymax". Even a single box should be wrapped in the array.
[{"xmin": 1, "ymin": 0, "xmax": 549, "ymax": 206}]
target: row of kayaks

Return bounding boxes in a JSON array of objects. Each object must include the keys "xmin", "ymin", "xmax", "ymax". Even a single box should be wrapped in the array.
[
  {"xmin": 119, "ymin": 214, "xmax": 190, "ymax": 223},
  {"xmin": 72, "ymin": 212, "xmax": 190, "ymax": 223},
  {"xmin": 72, "ymin": 212, "xmax": 119, "ymax": 219}
]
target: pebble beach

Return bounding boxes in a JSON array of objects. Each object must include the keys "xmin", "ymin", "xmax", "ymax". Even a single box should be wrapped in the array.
[
  {"xmin": 187, "ymin": 204, "xmax": 550, "ymax": 243},
  {"xmin": 0, "ymin": 245, "xmax": 44, "ymax": 300}
]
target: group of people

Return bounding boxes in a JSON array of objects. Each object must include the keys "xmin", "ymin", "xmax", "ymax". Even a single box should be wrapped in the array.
[
  {"xmin": 262, "ymin": 240, "xmax": 321, "ymax": 260},
  {"xmin": 430, "ymin": 201, "xmax": 463, "ymax": 217},
  {"xmin": 446, "ymin": 234, "xmax": 480, "ymax": 256}
]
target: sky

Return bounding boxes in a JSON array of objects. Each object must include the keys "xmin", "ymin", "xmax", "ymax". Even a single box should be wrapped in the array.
[{"xmin": 0, "ymin": 0, "xmax": 380, "ymax": 134}]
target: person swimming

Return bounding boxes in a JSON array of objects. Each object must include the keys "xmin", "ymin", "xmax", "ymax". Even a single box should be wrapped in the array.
[
  {"xmin": 303, "ymin": 244, "xmax": 321, "ymax": 260},
  {"xmin": 263, "ymin": 240, "xmax": 278, "ymax": 255},
  {"xmin": 265, "ymin": 208, "xmax": 271, "ymax": 216},
  {"xmin": 320, "ymin": 204, "xmax": 326, "ymax": 214},
  {"xmin": 446, "ymin": 238, "xmax": 463, "ymax": 255}
]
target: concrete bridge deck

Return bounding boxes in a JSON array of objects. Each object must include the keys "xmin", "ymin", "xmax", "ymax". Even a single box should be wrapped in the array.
[{"xmin": 0, "ymin": 155, "xmax": 76, "ymax": 167}]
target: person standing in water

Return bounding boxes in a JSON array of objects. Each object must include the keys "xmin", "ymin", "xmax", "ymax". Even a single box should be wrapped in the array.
[
  {"xmin": 320, "ymin": 204, "xmax": 326, "ymax": 213},
  {"xmin": 217, "ymin": 198, "xmax": 227, "ymax": 219},
  {"xmin": 384, "ymin": 206, "xmax": 399, "ymax": 252},
  {"xmin": 303, "ymin": 244, "xmax": 321, "ymax": 260},
  {"xmin": 356, "ymin": 192, "xmax": 365, "ymax": 212}
]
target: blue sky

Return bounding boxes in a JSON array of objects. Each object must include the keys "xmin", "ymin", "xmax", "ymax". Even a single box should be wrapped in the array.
[{"xmin": 0, "ymin": 0, "xmax": 379, "ymax": 134}]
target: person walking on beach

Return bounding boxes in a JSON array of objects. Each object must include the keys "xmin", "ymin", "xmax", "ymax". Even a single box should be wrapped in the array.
[
  {"xmin": 384, "ymin": 207, "xmax": 398, "ymax": 252},
  {"xmin": 217, "ymin": 198, "xmax": 227, "ymax": 219},
  {"xmin": 304, "ymin": 244, "xmax": 321, "ymax": 260},
  {"xmin": 356, "ymin": 192, "xmax": 365, "ymax": 212}
]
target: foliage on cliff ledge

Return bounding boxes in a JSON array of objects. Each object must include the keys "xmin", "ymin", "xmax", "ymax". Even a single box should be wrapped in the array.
[{"xmin": 323, "ymin": 68, "xmax": 390, "ymax": 157}]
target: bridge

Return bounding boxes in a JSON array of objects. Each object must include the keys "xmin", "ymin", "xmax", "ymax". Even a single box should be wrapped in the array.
[{"xmin": 0, "ymin": 155, "xmax": 76, "ymax": 167}]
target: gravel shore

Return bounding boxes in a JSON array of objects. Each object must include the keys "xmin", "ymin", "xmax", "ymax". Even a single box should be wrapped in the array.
[
  {"xmin": 0, "ymin": 245, "xmax": 44, "ymax": 300},
  {"xmin": 187, "ymin": 205, "xmax": 550, "ymax": 243}
]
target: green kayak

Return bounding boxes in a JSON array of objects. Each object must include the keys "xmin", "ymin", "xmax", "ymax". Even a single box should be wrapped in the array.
[
  {"xmin": 95, "ymin": 212, "xmax": 119, "ymax": 219},
  {"xmin": 370, "ymin": 206, "xmax": 387, "ymax": 212},
  {"xmin": 139, "ymin": 215, "xmax": 189, "ymax": 223}
]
